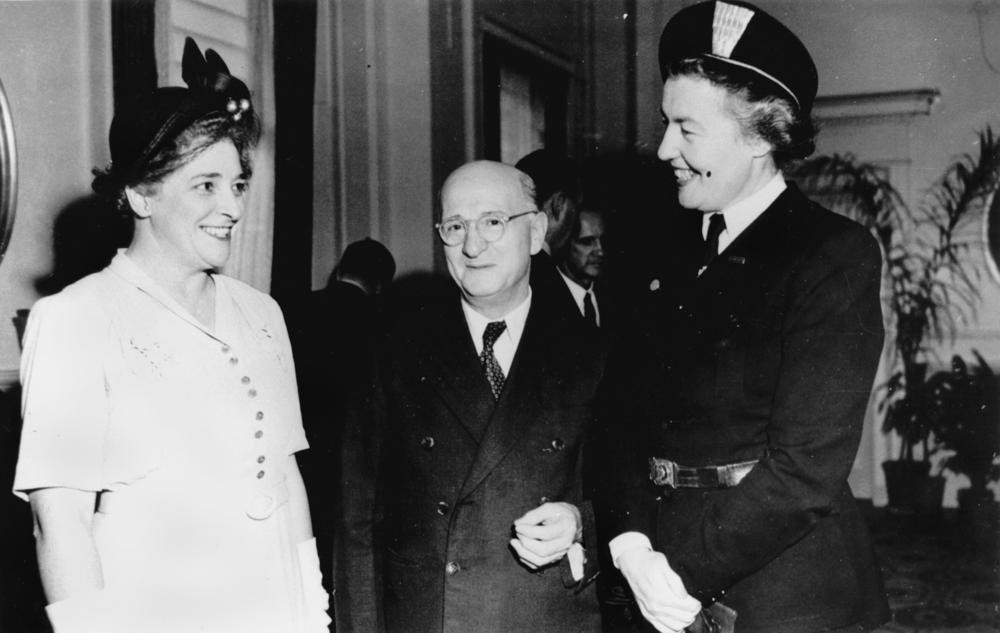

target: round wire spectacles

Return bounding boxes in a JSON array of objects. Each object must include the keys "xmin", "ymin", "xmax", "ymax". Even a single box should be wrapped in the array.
[{"xmin": 435, "ymin": 210, "xmax": 538, "ymax": 246}]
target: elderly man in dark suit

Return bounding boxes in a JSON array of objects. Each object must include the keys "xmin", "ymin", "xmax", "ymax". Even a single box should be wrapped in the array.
[
  {"xmin": 594, "ymin": 3, "xmax": 889, "ymax": 633},
  {"xmin": 335, "ymin": 160, "xmax": 603, "ymax": 633}
]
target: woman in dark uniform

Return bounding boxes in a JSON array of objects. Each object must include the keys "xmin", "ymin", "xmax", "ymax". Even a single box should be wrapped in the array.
[{"xmin": 594, "ymin": 3, "xmax": 889, "ymax": 632}]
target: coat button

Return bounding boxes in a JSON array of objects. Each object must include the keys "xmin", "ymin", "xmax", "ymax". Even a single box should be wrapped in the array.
[
  {"xmin": 445, "ymin": 561, "xmax": 460, "ymax": 576},
  {"xmin": 436, "ymin": 501, "xmax": 450, "ymax": 516},
  {"xmin": 420, "ymin": 436, "xmax": 435, "ymax": 450}
]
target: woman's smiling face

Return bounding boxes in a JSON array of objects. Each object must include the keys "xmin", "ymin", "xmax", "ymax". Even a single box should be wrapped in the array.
[
  {"xmin": 139, "ymin": 139, "xmax": 249, "ymax": 272},
  {"xmin": 656, "ymin": 75, "xmax": 766, "ymax": 214}
]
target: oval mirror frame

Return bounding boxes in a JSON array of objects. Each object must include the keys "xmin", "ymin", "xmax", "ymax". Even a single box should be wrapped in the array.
[
  {"xmin": 986, "ymin": 186, "xmax": 1000, "ymax": 286},
  {"xmin": 0, "ymin": 77, "xmax": 16, "ymax": 267}
]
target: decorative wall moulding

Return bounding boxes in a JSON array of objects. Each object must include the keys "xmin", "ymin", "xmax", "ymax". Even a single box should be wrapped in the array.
[{"xmin": 813, "ymin": 89, "xmax": 941, "ymax": 121}]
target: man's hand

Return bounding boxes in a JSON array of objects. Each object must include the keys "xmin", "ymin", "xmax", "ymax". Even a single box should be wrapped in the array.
[
  {"xmin": 509, "ymin": 502, "xmax": 581, "ymax": 569},
  {"xmin": 617, "ymin": 548, "xmax": 701, "ymax": 633}
]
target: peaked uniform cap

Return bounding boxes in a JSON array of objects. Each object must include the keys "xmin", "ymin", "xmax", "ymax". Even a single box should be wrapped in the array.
[{"xmin": 658, "ymin": 0, "xmax": 818, "ymax": 114}]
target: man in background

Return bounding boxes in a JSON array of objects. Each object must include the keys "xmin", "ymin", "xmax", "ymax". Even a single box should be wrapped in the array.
[
  {"xmin": 554, "ymin": 207, "xmax": 608, "ymax": 330},
  {"xmin": 285, "ymin": 237, "xmax": 396, "ymax": 596}
]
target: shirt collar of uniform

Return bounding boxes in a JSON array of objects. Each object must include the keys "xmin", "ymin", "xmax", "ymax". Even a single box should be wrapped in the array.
[
  {"xmin": 461, "ymin": 289, "xmax": 532, "ymax": 356},
  {"xmin": 703, "ymin": 172, "xmax": 786, "ymax": 246}
]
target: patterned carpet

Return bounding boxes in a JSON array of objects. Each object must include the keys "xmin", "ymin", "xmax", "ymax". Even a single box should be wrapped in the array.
[{"xmin": 870, "ymin": 506, "xmax": 1000, "ymax": 633}]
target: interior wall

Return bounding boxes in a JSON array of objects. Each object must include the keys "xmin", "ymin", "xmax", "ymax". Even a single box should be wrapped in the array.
[
  {"xmin": 0, "ymin": 0, "xmax": 112, "ymax": 386},
  {"xmin": 313, "ymin": 0, "xmax": 434, "ymax": 285},
  {"xmin": 313, "ymin": 0, "xmax": 631, "ymax": 285}
]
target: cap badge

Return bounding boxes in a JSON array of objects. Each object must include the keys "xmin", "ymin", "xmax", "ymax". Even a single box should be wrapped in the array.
[{"xmin": 711, "ymin": 1, "xmax": 755, "ymax": 59}]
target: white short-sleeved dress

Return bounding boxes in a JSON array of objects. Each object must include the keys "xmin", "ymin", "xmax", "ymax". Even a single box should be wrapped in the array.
[{"xmin": 14, "ymin": 251, "xmax": 325, "ymax": 633}]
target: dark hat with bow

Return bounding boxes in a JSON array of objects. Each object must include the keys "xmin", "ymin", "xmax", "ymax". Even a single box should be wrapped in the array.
[
  {"xmin": 658, "ymin": 0, "xmax": 818, "ymax": 114},
  {"xmin": 98, "ymin": 37, "xmax": 254, "ymax": 192}
]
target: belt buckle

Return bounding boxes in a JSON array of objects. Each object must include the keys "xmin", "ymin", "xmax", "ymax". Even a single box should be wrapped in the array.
[
  {"xmin": 649, "ymin": 457, "xmax": 676, "ymax": 488},
  {"xmin": 675, "ymin": 467, "xmax": 704, "ymax": 487}
]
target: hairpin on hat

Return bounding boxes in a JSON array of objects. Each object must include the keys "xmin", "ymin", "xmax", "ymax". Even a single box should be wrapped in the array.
[{"xmin": 181, "ymin": 37, "xmax": 252, "ymax": 123}]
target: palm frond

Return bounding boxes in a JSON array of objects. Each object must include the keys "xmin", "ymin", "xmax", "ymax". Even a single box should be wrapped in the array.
[{"xmin": 792, "ymin": 126, "xmax": 1000, "ymax": 461}]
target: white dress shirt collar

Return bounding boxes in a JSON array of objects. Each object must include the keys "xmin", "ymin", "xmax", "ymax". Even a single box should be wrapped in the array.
[
  {"xmin": 702, "ymin": 172, "xmax": 787, "ymax": 252},
  {"xmin": 461, "ymin": 289, "xmax": 532, "ymax": 376},
  {"xmin": 557, "ymin": 269, "xmax": 600, "ymax": 326}
]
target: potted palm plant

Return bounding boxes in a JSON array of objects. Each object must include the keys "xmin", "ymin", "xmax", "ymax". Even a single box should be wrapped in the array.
[{"xmin": 790, "ymin": 127, "xmax": 1000, "ymax": 512}]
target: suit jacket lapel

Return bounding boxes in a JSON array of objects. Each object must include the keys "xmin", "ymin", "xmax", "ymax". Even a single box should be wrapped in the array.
[
  {"xmin": 457, "ymin": 301, "xmax": 547, "ymax": 499},
  {"xmin": 416, "ymin": 300, "xmax": 497, "ymax": 442}
]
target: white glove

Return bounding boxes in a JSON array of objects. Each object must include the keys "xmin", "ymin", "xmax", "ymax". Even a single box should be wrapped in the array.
[{"xmin": 297, "ymin": 537, "xmax": 332, "ymax": 632}]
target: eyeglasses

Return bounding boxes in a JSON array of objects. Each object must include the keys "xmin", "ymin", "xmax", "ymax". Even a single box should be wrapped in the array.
[{"xmin": 435, "ymin": 210, "xmax": 538, "ymax": 246}]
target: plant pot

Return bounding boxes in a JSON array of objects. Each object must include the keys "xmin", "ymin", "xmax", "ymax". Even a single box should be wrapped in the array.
[
  {"xmin": 882, "ymin": 460, "xmax": 944, "ymax": 514},
  {"xmin": 956, "ymin": 488, "xmax": 998, "ymax": 547}
]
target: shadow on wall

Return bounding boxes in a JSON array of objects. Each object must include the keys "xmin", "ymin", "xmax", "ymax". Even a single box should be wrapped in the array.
[{"xmin": 34, "ymin": 193, "xmax": 132, "ymax": 298}]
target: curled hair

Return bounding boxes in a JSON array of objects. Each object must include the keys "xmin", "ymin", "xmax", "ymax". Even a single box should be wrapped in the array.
[
  {"xmin": 665, "ymin": 58, "xmax": 817, "ymax": 168},
  {"xmin": 92, "ymin": 111, "xmax": 261, "ymax": 215}
]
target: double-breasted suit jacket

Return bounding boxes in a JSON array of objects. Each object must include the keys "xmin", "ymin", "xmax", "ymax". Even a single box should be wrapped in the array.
[
  {"xmin": 595, "ymin": 185, "xmax": 890, "ymax": 633},
  {"xmin": 335, "ymin": 290, "xmax": 604, "ymax": 633}
]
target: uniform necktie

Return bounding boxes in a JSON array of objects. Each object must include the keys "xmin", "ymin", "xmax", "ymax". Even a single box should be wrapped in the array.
[
  {"xmin": 583, "ymin": 291, "xmax": 598, "ymax": 328},
  {"xmin": 703, "ymin": 213, "xmax": 726, "ymax": 269},
  {"xmin": 481, "ymin": 321, "xmax": 507, "ymax": 400}
]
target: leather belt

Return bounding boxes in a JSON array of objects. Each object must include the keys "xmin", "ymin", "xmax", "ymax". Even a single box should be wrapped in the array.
[{"xmin": 648, "ymin": 457, "xmax": 757, "ymax": 488}]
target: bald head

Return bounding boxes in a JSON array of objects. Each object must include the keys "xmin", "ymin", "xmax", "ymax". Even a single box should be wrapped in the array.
[
  {"xmin": 440, "ymin": 161, "xmax": 536, "ymax": 211},
  {"xmin": 439, "ymin": 161, "xmax": 548, "ymax": 318}
]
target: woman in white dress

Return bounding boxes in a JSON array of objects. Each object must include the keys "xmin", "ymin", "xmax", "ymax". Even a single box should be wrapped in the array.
[{"xmin": 13, "ymin": 38, "xmax": 329, "ymax": 633}]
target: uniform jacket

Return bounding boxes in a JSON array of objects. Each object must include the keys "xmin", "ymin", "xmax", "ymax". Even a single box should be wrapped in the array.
[
  {"xmin": 335, "ymin": 288, "xmax": 604, "ymax": 633},
  {"xmin": 595, "ymin": 185, "xmax": 890, "ymax": 633}
]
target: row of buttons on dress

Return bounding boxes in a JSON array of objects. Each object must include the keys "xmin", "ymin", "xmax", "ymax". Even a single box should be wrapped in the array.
[{"xmin": 222, "ymin": 343, "xmax": 275, "ymax": 520}]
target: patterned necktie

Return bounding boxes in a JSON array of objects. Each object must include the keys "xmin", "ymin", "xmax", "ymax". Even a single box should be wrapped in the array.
[
  {"xmin": 703, "ymin": 213, "xmax": 726, "ymax": 269},
  {"xmin": 481, "ymin": 321, "xmax": 507, "ymax": 400},
  {"xmin": 583, "ymin": 291, "xmax": 598, "ymax": 328}
]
